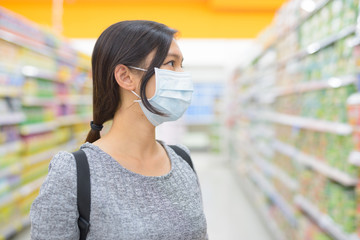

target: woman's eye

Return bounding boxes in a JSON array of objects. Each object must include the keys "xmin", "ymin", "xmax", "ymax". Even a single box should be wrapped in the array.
[{"xmin": 164, "ymin": 61, "xmax": 175, "ymax": 67}]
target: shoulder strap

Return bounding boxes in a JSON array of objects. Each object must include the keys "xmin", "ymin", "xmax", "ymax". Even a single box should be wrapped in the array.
[
  {"xmin": 72, "ymin": 150, "xmax": 91, "ymax": 240},
  {"xmin": 169, "ymin": 145, "xmax": 195, "ymax": 172}
]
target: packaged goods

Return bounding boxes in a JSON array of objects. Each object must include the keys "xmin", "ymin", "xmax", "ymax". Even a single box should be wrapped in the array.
[{"xmin": 0, "ymin": 6, "xmax": 92, "ymax": 236}]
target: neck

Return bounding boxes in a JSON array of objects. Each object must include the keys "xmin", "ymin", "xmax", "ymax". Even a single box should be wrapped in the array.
[{"xmin": 98, "ymin": 105, "xmax": 158, "ymax": 160}]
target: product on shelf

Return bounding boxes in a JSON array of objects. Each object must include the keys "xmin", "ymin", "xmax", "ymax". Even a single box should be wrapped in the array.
[
  {"xmin": 227, "ymin": 0, "xmax": 360, "ymax": 239},
  {"xmin": 0, "ymin": 6, "xmax": 92, "ymax": 237}
]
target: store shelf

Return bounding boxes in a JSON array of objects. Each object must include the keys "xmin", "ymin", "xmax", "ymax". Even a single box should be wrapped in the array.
[
  {"xmin": 20, "ymin": 121, "xmax": 57, "ymax": 135},
  {"xmin": 0, "ymin": 140, "xmax": 78, "ymax": 179},
  {"xmin": 75, "ymin": 129, "xmax": 90, "ymax": 139},
  {"xmin": 270, "ymin": 75, "xmax": 356, "ymax": 98},
  {"xmin": 0, "ymin": 215, "xmax": 30, "ymax": 240},
  {"xmin": 249, "ymin": 111, "xmax": 353, "ymax": 136},
  {"xmin": 236, "ymin": 165, "xmax": 287, "ymax": 240},
  {"xmin": 348, "ymin": 151, "xmax": 360, "ymax": 166},
  {"xmin": 273, "ymin": 140, "xmax": 358, "ymax": 187},
  {"xmin": 276, "ymin": 0, "xmax": 331, "ymax": 41},
  {"xmin": 248, "ymin": 167, "xmax": 298, "ymax": 227},
  {"xmin": 254, "ymin": 0, "xmax": 332, "ymax": 66},
  {"xmin": 0, "ymin": 86, "xmax": 23, "ymax": 98},
  {"xmin": 271, "ymin": 164, "xmax": 299, "ymax": 191},
  {"xmin": 57, "ymin": 114, "xmax": 91, "ymax": 126},
  {"xmin": 22, "ymin": 96, "xmax": 57, "ymax": 106},
  {"xmin": 0, "ymin": 29, "xmax": 54, "ymax": 58},
  {"xmin": 22, "ymin": 95, "xmax": 92, "ymax": 106},
  {"xmin": 58, "ymin": 95, "xmax": 92, "ymax": 105},
  {"xmin": 0, "ymin": 30, "xmax": 77, "ymax": 67},
  {"xmin": 0, "ymin": 9, "xmax": 92, "ymax": 240},
  {"xmin": 0, "ymin": 139, "xmax": 77, "ymax": 211},
  {"xmin": 228, "ymin": 0, "xmax": 360, "ymax": 239},
  {"xmin": 349, "ymin": 36, "xmax": 360, "ymax": 47},
  {"xmin": 0, "ymin": 176, "xmax": 45, "ymax": 209},
  {"xmin": 22, "ymin": 148, "xmax": 55, "ymax": 167},
  {"xmin": 294, "ymin": 195, "xmax": 359, "ymax": 240},
  {"xmin": 0, "ymin": 112, "xmax": 26, "ymax": 126},
  {"xmin": 300, "ymin": 0, "xmax": 331, "ymax": 24},
  {"xmin": 0, "ymin": 140, "xmax": 22, "ymax": 156},
  {"xmin": 279, "ymin": 25, "xmax": 356, "ymax": 66},
  {"xmin": 249, "ymin": 147, "xmax": 299, "ymax": 191},
  {"xmin": 21, "ymin": 65, "xmax": 58, "ymax": 82},
  {"xmin": 22, "ymin": 139, "xmax": 78, "ymax": 167},
  {"xmin": 255, "ymin": 142, "xmax": 274, "ymax": 158},
  {"xmin": 19, "ymin": 115, "xmax": 91, "ymax": 136},
  {"xmin": 0, "ymin": 161, "xmax": 22, "ymax": 179},
  {"xmin": 305, "ymin": 25, "xmax": 356, "ymax": 54}
]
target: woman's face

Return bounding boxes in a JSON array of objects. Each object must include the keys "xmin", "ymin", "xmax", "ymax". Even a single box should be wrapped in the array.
[{"xmin": 145, "ymin": 39, "xmax": 184, "ymax": 98}]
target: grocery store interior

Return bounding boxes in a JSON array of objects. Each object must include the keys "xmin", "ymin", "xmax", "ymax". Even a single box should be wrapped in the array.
[{"xmin": 2, "ymin": 0, "xmax": 360, "ymax": 239}]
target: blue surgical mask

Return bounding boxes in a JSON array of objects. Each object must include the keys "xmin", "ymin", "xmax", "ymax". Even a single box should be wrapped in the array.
[{"xmin": 129, "ymin": 66, "xmax": 193, "ymax": 126}]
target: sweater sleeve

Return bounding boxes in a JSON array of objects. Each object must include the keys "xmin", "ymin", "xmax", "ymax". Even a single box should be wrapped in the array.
[{"xmin": 30, "ymin": 151, "xmax": 80, "ymax": 240}]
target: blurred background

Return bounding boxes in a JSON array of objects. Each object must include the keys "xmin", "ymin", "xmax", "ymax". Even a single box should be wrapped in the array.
[{"xmin": 1, "ymin": 0, "xmax": 360, "ymax": 239}]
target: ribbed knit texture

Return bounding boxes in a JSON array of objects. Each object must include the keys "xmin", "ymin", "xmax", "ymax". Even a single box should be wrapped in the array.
[{"xmin": 30, "ymin": 142, "xmax": 208, "ymax": 240}]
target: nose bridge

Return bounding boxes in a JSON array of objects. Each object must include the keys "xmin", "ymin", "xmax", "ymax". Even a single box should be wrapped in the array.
[{"xmin": 176, "ymin": 66, "xmax": 185, "ymax": 72}]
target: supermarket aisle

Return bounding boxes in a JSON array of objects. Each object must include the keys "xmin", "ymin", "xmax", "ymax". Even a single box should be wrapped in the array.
[
  {"xmin": 193, "ymin": 151, "xmax": 272, "ymax": 240},
  {"xmin": 12, "ymin": 151, "xmax": 271, "ymax": 240}
]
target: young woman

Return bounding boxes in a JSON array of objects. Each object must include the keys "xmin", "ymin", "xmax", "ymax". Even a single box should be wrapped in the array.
[{"xmin": 30, "ymin": 20, "xmax": 208, "ymax": 239}]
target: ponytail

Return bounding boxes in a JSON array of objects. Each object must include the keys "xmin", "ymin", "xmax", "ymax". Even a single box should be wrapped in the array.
[
  {"xmin": 85, "ymin": 129, "xmax": 101, "ymax": 143},
  {"xmin": 85, "ymin": 121, "xmax": 103, "ymax": 143}
]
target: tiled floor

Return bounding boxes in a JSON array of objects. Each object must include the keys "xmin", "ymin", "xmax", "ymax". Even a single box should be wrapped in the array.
[{"xmin": 12, "ymin": 152, "xmax": 272, "ymax": 240}]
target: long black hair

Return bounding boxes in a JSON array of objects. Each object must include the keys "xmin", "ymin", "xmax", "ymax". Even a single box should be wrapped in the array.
[{"xmin": 86, "ymin": 20, "xmax": 177, "ymax": 143}]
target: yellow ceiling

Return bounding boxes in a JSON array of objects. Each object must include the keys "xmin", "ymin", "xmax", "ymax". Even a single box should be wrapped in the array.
[{"xmin": 1, "ymin": 0, "xmax": 287, "ymax": 38}]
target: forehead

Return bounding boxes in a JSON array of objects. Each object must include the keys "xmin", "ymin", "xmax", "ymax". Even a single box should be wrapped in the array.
[
  {"xmin": 143, "ymin": 39, "xmax": 183, "ymax": 65},
  {"xmin": 167, "ymin": 39, "xmax": 183, "ymax": 59}
]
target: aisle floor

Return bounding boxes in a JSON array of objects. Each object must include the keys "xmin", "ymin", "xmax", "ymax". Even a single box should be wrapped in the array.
[
  {"xmin": 193, "ymin": 151, "xmax": 272, "ymax": 240},
  {"xmin": 12, "ymin": 151, "xmax": 271, "ymax": 240}
]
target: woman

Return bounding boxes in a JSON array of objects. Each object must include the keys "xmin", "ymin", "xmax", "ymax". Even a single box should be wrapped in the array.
[{"xmin": 30, "ymin": 20, "xmax": 208, "ymax": 239}]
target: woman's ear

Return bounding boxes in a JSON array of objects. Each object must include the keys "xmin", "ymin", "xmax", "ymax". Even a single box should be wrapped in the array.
[{"xmin": 114, "ymin": 64, "xmax": 138, "ymax": 91}]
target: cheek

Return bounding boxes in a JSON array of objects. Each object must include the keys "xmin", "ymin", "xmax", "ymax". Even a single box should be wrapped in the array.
[{"xmin": 146, "ymin": 76, "xmax": 156, "ymax": 98}]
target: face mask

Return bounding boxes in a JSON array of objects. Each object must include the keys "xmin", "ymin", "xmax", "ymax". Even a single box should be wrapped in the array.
[{"xmin": 129, "ymin": 66, "xmax": 193, "ymax": 126}]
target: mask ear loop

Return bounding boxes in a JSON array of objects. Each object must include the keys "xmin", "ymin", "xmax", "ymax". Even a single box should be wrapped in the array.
[
  {"xmin": 128, "ymin": 66, "xmax": 147, "ymax": 103},
  {"xmin": 131, "ymin": 90, "xmax": 142, "ymax": 103},
  {"xmin": 128, "ymin": 66, "xmax": 148, "ymax": 103},
  {"xmin": 128, "ymin": 66, "xmax": 147, "ymax": 102},
  {"xmin": 129, "ymin": 66, "xmax": 148, "ymax": 72}
]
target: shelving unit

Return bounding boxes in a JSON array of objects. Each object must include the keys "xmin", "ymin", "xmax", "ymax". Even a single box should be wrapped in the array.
[
  {"xmin": 0, "ymin": 86, "xmax": 22, "ymax": 97},
  {"xmin": 269, "ymin": 75, "xmax": 356, "ymax": 98},
  {"xmin": 276, "ymin": 0, "xmax": 332, "ymax": 41},
  {"xmin": 235, "ymin": 164, "xmax": 287, "ymax": 240},
  {"xmin": 248, "ymin": 144, "xmax": 299, "ymax": 191},
  {"xmin": 0, "ymin": 7, "xmax": 92, "ymax": 239},
  {"xmin": 0, "ymin": 113, "xmax": 26, "ymax": 126},
  {"xmin": 242, "ymin": 111, "xmax": 353, "ymax": 135},
  {"xmin": 0, "ymin": 141, "xmax": 22, "ymax": 156},
  {"xmin": 279, "ymin": 24, "xmax": 356, "ymax": 65},
  {"xmin": 227, "ymin": 0, "xmax": 360, "ymax": 239},
  {"xmin": 248, "ymin": 167, "xmax": 298, "ymax": 227},
  {"xmin": 349, "ymin": 151, "xmax": 360, "ymax": 166},
  {"xmin": 294, "ymin": 195, "xmax": 359, "ymax": 240},
  {"xmin": 0, "ymin": 215, "xmax": 30, "ymax": 240},
  {"xmin": 22, "ymin": 140, "xmax": 78, "ymax": 166},
  {"xmin": 273, "ymin": 140, "xmax": 358, "ymax": 187}
]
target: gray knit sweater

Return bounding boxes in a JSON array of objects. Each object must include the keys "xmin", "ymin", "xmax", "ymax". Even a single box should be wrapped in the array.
[{"xmin": 30, "ymin": 142, "xmax": 208, "ymax": 240}]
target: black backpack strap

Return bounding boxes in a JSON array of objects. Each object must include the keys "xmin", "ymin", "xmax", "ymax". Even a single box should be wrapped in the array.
[
  {"xmin": 72, "ymin": 150, "xmax": 91, "ymax": 240},
  {"xmin": 169, "ymin": 145, "xmax": 195, "ymax": 172}
]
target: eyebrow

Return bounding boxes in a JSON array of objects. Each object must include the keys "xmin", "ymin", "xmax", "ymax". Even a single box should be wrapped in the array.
[{"xmin": 167, "ymin": 53, "xmax": 184, "ymax": 62}]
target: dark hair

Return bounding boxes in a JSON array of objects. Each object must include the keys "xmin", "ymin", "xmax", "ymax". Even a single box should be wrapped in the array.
[{"xmin": 86, "ymin": 20, "xmax": 177, "ymax": 143}]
